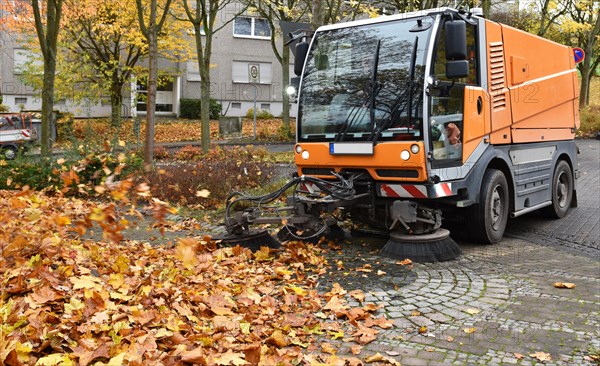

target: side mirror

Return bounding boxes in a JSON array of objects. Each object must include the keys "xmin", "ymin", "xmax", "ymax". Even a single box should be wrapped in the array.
[
  {"xmin": 444, "ymin": 20, "xmax": 469, "ymax": 79},
  {"xmin": 294, "ymin": 41, "xmax": 309, "ymax": 76}
]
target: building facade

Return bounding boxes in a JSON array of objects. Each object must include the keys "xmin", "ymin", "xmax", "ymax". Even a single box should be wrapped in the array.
[{"xmin": 0, "ymin": 2, "xmax": 293, "ymax": 118}]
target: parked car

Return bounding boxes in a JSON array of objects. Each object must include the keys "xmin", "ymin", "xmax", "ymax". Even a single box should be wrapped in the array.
[{"xmin": 0, "ymin": 113, "xmax": 38, "ymax": 159}]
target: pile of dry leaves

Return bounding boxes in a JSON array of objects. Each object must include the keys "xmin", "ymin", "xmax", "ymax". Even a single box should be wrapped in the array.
[{"xmin": 1, "ymin": 185, "xmax": 397, "ymax": 365}]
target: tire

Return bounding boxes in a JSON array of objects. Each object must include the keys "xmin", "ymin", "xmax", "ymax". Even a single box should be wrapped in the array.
[
  {"xmin": 2, "ymin": 146, "xmax": 18, "ymax": 160},
  {"xmin": 542, "ymin": 160, "xmax": 573, "ymax": 219},
  {"xmin": 468, "ymin": 169, "xmax": 509, "ymax": 244}
]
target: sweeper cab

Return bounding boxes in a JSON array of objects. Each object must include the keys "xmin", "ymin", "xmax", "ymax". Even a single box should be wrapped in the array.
[{"xmin": 218, "ymin": 8, "xmax": 580, "ymax": 262}]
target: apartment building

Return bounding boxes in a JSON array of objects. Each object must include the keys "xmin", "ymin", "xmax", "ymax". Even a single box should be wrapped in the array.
[{"xmin": 0, "ymin": 2, "xmax": 292, "ymax": 118}]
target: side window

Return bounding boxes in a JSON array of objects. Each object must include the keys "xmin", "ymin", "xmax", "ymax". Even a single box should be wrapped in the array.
[{"xmin": 429, "ymin": 22, "xmax": 478, "ymax": 164}]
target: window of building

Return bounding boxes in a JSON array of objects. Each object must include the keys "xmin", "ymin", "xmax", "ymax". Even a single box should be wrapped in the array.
[
  {"xmin": 260, "ymin": 103, "xmax": 270, "ymax": 110},
  {"xmin": 136, "ymin": 75, "xmax": 175, "ymax": 112},
  {"xmin": 232, "ymin": 61, "xmax": 272, "ymax": 84},
  {"xmin": 233, "ymin": 16, "xmax": 271, "ymax": 39},
  {"xmin": 15, "ymin": 97, "xmax": 28, "ymax": 105},
  {"xmin": 232, "ymin": 102, "xmax": 242, "ymax": 109}
]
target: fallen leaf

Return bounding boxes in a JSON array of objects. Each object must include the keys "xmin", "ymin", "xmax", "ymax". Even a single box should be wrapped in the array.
[
  {"xmin": 466, "ymin": 308, "xmax": 481, "ymax": 315},
  {"xmin": 530, "ymin": 351, "xmax": 552, "ymax": 362},
  {"xmin": 385, "ymin": 350, "xmax": 400, "ymax": 356},
  {"xmin": 349, "ymin": 289, "xmax": 365, "ymax": 303},
  {"xmin": 418, "ymin": 326, "xmax": 427, "ymax": 334},
  {"xmin": 463, "ymin": 327, "xmax": 476, "ymax": 334},
  {"xmin": 447, "ymin": 336, "xmax": 454, "ymax": 342},
  {"xmin": 396, "ymin": 258, "xmax": 412, "ymax": 265},
  {"xmin": 364, "ymin": 353, "xmax": 385, "ymax": 363},
  {"xmin": 514, "ymin": 352, "xmax": 524, "ymax": 359},
  {"xmin": 350, "ymin": 345, "xmax": 362, "ymax": 355},
  {"xmin": 553, "ymin": 282, "xmax": 576, "ymax": 289},
  {"xmin": 321, "ymin": 343, "xmax": 337, "ymax": 355}
]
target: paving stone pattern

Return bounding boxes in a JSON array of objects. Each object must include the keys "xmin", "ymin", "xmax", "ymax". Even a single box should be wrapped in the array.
[{"xmin": 319, "ymin": 238, "xmax": 599, "ymax": 365}]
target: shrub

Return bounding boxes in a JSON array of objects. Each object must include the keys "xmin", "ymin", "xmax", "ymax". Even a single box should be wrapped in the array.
[
  {"xmin": 146, "ymin": 146, "xmax": 276, "ymax": 209},
  {"xmin": 174, "ymin": 145, "xmax": 203, "ymax": 160},
  {"xmin": 180, "ymin": 98, "xmax": 222, "ymax": 119},
  {"xmin": 245, "ymin": 108, "xmax": 274, "ymax": 120},
  {"xmin": 154, "ymin": 146, "xmax": 171, "ymax": 160},
  {"xmin": 0, "ymin": 143, "xmax": 144, "ymax": 194}
]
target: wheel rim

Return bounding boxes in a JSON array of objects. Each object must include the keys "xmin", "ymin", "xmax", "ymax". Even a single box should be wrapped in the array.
[
  {"xmin": 4, "ymin": 149, "xmax": 16, "ymax": 160},
  {"xmin": 490, "ymin": 184, "xmax": 505, "ymax": 231},
  {"xmin": 556, "ymin": 171, "xmax": 569, "ymax": 208}
]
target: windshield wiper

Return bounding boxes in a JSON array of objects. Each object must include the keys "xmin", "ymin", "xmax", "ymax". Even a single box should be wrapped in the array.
[
  {"xmin": 335, "ymin": 40, "xmax": 381, "ymax": 142},
  {"xmin": 368, "ymin": 40, "xmax": 382, "ymax": 135},
  {"xmin": 371, "ymin": 36, "xmax": 419, "ymax": 142}
]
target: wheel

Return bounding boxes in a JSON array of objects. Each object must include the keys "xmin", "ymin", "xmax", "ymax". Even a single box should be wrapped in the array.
[
  {"xmin": 468, "ymin": 169, "xmax": 509, "ymax": 244},
  {"xmin": 2, "ymin": 146, "xmax": 18, "ymax": 160},
  {"xmin": 542, "ymin": 160, "xmax": 573, "ymax": 219}
]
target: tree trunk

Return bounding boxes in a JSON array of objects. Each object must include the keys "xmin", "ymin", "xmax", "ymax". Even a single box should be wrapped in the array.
[
  {"xmin": 312, "ymin": 0, "xmax": 323, "ymax": 29},
  {"xmin": 200, "ymin": 77, "xmax": 211, "ymax": 152},
  {"xmin": 41, "ymin": 58, "xmax": 56, "ymax": 157},
  {"xmin": 578, "ymin": 61, "xmax": 591, "ymax": 108},
  {"xmin": 281, "ymin": 45, "xmax": 291, "ymax": 138},
  {"xmin": 110, "ymin": 72, "xmax": 123, "ymax": 128},
  {"xmin": 144, "ymin": 28, "xmax": 158, "ymax": 168}
]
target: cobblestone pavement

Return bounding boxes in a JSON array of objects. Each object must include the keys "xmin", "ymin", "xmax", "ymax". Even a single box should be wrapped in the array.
[{"xmin": 317, "ymin": 236, "xmax": 599, "ymax": 365}]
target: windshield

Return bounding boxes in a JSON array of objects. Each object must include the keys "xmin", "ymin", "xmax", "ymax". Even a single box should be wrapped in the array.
[{"xmin": 298, "ymin": 17, "xmax": 432, "ymax": 142}]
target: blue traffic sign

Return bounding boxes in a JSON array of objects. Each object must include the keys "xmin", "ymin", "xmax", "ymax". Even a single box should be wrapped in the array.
[{"xmin": 573, "ymin": 47, "xmax": 585, "ymax": 64}]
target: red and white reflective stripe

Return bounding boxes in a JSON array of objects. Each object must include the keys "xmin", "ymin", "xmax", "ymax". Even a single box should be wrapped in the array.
[
  {"xmin": 380, "ymin": 184, "xmax": 427, "ymax": 198},
  {"xmin": 434, "ymin": 183, "xmax": 453, "ymax": 198},
  {"xmin": 299, "ymin": 182, "xmax": 321, "ymax": 194},
  {"xmin": 380, "ymin": 182, "xmax": 453, "ymax": 198},
  {"xmin": 21, "ymin": 130, "xmax": 31, "ymax": 138}
]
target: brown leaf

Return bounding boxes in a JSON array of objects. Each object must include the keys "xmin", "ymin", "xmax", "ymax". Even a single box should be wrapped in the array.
[
  {"xmin": 353, "ymin": 324, "xmax": 378, "ymax": 345},
  {"xmin": 553, "ymin": 282, "xmax": 576, "ymax": 289},
  {"xmin": 181, "ymin": 346, "xmax": 206, "ymax": 364},
  {"xmin": 350, "ymin": 345, "xmax": 362, "ymax": 355},
  {"xmin": 266, "ymin": 330, "xmax": 289, "ymax": 347},
  {"xmin": 514, "ymin": 352, "xmax": 524, "ymax": 359},
  {"xmin": 349, "ymin": 290, "xmax": 365, "ymax": 303}
]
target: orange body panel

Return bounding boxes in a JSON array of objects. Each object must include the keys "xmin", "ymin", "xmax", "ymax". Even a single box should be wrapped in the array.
[
  {"xmin": 484, "ymin": 22, "xmax": 513, "ymax": 145},
  {"xmin": 463, "ymin": 86, "xmax": 490, "ymax": 162},
  {"xmin": 495, "ymin": 23, "xmax": 578, "ymax": 143},
  {"xmin": 295, "ymin": 142, "xmax": 428, "ymax": 182}
]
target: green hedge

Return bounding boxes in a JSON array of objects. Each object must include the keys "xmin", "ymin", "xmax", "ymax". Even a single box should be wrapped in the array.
[{"xmin": 180, "ymin": 98, "xmax": 222, "ymax": 119}]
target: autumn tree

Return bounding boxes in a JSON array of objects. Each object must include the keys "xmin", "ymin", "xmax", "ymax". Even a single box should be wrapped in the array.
[
  {"xmin": 180, "ymin": 0, "xmax": 245, "ymax": 153},
  {"xmin": 136, "ymin": 0, "xmax": 173, "ymax": 167},
  {"xmin": 250, "ymin": 0, "xmax": 309, "ymax": 137},
  {"xmin": 566, "ymin": 0, "xmax": 600, "ymax": 107},
  {"xmin": 61, "ymin": 1, "xmax": 145, "ymax": 127},
  {"xmin": 0, "ymin": 0, "xmax": 65, "ymax": 157}
]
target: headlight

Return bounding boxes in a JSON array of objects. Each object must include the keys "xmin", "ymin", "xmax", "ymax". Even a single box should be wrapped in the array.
[
  {"xmin": 400, "ymin": 150, "xmax": 410, "ymax": 161},
  {"xmin": 286, "ymin": 85, "xmax": 297, "ymax": 96},
  {"xmin": 301, "ymin": 150, "xmax": 310, "ymax": 160},
  {"xmin": 410, "ymin": 144, "xmax": 420, "ymax": 154},
  {"xmin": 295, "ymin": 145, "xmax": 303, "ymax": 154}
]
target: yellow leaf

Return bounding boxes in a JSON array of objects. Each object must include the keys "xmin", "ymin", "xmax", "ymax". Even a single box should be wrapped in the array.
[
  {"xmin": 175, "ymin": 238, "xmax": 198, "ymax": 270},
  {"xmin": 466, "ymin": 308, "xmax": 481, "ymax": 315},
  {"xmin": 64, "ymin": 298, "xmax": 84, "ymax": 315},
  {"xmin": 107, "ymin": 352, "xmax": 126, "ymax": 366},
  {"xmin": 553, "ymin": 282, "xmax": 576, "ymax": 289},
  {"xmin": 35, "ymin": 353, "xmax": 74, "ymax": 366},
  {"xmin": 418, "ymin": 326, "xmax": 427, "ymax": 334},
  {"xmin": 463, "ymin": 327, "xmax": 476, "ymax": 334},
  {"xmin": 70, "ymin": 275, "xmax": 101, "ymax": 290},
  {"xmin": 286, "ymin": 285, "xmax": 307, "ymax": 297},
  {"xmin": 530, "ymin": 351, "xmax": 552, "ymax": 362}
]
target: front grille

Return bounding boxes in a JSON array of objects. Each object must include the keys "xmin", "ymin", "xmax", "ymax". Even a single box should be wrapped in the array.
[
  {"xmin": 302, "ymin": 168, "xmax": 336, "ymax": 176},
  {"xmin": 375, "ymin": 169, "xmax": 419, "ymax": 178}
]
